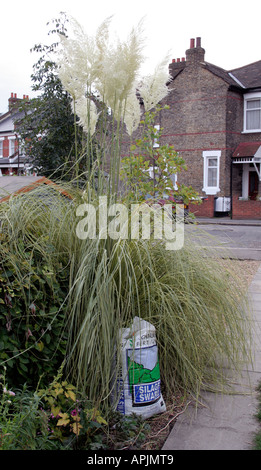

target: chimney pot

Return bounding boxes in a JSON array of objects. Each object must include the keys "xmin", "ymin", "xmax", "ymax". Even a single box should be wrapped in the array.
[
  {"xmin": 172, "ymin": 59, "xmax": 176, "ymax": 63},
  {"xmin": 177, "ymin": 58, "xmax": 180, "ymax": 63},
  {"xmin": 190, "ymin": 38, "xmax": 195, "ymax": 49},
  {"xmin": 11, "ymin": 93, "xmax": 13, "ymax": 98},
  {"xmin": 196, "ymin": 37, "xmax": 201, "ymax": 47},
  {"xmin": 182, "ymin": 57, "xmax": 185, "ymax": 62}
]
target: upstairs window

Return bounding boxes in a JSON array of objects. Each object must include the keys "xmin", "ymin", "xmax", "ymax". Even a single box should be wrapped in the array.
[
  {"xmin": 8, "ymin": 137, "xmax": 16, "ymax": 157},
  {"xmin": 244, "ymin": 93, "xmax": 261, "ymax": 132}
]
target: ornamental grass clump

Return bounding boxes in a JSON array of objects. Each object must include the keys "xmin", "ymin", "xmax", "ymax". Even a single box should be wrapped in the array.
[{"xmin": 66, "ymin": 220, "xmax": 252, "ymax": 403}]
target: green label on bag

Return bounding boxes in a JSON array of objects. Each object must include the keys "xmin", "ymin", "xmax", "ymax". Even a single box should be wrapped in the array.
[{"xmin": 127, "ymin": 345, "xmax": 161, "ymax": 406}]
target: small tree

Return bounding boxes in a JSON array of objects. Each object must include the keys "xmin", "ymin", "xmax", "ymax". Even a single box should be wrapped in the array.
[{"xmin": 120, "ymin": 106, "xmax": 199, "ymax": 206}]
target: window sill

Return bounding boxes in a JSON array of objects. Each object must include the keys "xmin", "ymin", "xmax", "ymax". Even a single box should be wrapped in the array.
[
  {"xmin": 202, "ymin": 188, "xmax": 220, "ymax": 195},
  {"xmin": 241, "ymin": 130, "xmax": 261, "ymax": 134}
]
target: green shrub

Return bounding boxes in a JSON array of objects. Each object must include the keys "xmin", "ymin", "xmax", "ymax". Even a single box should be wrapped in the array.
[
  {"xmin": 0, "ymin": 260, "xmax": 68, "ymax": 388},
  {"xmin": 0, "ymin": 188, "xmax": 75, "ymax": 388}
]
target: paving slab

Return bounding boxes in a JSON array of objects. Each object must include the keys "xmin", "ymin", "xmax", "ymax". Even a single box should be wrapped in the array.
[
  {"xmin": 162, "ymin": 264, "xmax": 261, "ymax": 451},
  {"xmin": 163, "ymin": 379, "xmax": 260, "ymax": 451}
]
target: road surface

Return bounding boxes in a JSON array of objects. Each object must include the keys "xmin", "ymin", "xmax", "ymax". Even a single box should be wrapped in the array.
[{"xmin": 185, "ymin": 223, "xmax": 261, "ymax": 260}]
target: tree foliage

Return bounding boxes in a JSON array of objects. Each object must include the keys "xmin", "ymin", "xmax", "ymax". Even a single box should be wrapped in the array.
[
  {"xmin": 120, "ymin": 106, "xmax": 200, "ymax": 205},
  {"xmin": 16, "ymin": 13, "xmax": 85, "ymax": 179}
]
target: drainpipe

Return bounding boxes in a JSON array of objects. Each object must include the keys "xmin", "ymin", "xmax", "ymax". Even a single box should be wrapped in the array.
[
  {"xmin": 253, "ymin": 157, "xmax": 261, "ymax": 181},
  {"xmin": 15, "ymin": 133, "xmax": 20, "ymax": 175},
  {"xmin": 230, "ymin": 159, "xmax": 233, "ymax": 219}
]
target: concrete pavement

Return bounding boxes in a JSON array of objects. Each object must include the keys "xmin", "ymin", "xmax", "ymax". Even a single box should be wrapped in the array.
[{"xmin": 162, "ymin": 263, "xmax": 261, "ymax": 450}]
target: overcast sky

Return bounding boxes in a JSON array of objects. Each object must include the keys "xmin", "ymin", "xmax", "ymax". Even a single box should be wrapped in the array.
[{"xmin": 0, "ymin": 0, "xmax": 260, "ymax": 113}]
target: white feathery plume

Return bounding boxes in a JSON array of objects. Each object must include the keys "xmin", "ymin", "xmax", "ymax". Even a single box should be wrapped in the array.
[
  {"xmin": 57, "ymin": 16, "xmax": 112, "ymax": 98},
  {"xmin": 138, "ymin": 56, "xmax": 171, "ymax": 111},
  {"xmin": 95, "ymin": 19, "xmax": 145, "ymax": 121},
  {"xmin": 123, "ymin": 85, "xmax": 141, "ymax": 136},
  {"xmin": 57, "ymin": 16, "xmax": 171, "ymax": 137},
  {"xmin": 74, "ymin": 96, "xmax": 100, "ymax": 136}
]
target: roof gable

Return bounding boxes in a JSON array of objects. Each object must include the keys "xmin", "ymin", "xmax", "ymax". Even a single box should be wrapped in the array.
[{"xmin": 203, "ymin": 62, "xmax": 238, "ymax": 87}]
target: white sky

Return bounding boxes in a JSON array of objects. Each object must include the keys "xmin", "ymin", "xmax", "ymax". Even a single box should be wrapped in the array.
[{"xmin": 0, "ymin": 0, "xmax": 260, "ymax": 113}]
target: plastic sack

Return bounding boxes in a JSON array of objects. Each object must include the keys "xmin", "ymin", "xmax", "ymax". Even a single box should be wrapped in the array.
[{"xmin": 111, "ymin": 316, "xmax": 166, "ymax": 419}]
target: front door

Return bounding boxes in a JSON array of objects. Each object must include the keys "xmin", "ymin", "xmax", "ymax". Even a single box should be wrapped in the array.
[{"xmin": 249, "ymin": 171, "xmax": 259, "ymax": 200}]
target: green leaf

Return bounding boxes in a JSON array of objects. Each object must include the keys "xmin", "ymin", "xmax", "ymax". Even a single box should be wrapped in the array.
[{"xmin": 19, "ymin": 362, "xmax": 28, "ymax": 372}]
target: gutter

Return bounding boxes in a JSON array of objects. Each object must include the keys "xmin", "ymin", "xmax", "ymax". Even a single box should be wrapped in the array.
[{"xmin": 228, "ymin": 72, "xmax": 246, "ymax": 89}]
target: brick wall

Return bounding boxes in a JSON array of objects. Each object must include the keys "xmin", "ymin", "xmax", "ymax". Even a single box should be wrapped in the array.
[
  {"xmin": 232, "ymin": 197, "xmax": 261, "ymax": 219},
  {"xmin": 188, "ymin": 196, "xmax": 215, "ymax": 218}
]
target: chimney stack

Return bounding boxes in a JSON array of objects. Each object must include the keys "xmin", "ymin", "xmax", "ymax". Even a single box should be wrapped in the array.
[
  {"xmin": 169, "ymin": 37, "xmax": 205, "ymax": 77},
  {"xmin": 185, "ymin": 37, "xmax": 205, "ymax": 65},
  {"xmin": 8, "ymin": 92, "xmax": 27, "ymax": 111}
]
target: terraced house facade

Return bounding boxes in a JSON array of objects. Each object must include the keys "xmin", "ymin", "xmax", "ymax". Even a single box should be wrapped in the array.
[
  {"xmin": 0, "ymin": 93, "xmax": 30, "ymax": 176},
  {"xmin": 157, "ymin": 38, "xmax": 261, "ymax": 219}
]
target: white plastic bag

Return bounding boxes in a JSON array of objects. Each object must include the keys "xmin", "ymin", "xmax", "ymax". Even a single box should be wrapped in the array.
[{"xmin": 111, "ymin": 316, "xmax": 166, "ymax": 419}]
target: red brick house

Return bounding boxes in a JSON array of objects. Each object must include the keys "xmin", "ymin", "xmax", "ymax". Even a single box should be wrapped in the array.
[
  {"xmin": 0, "ymin": 93, "xmax": 31, "ymax": 176},
  {"xmin": 156, "ymin": 38, "xmax": 261, "ymax": 219}
]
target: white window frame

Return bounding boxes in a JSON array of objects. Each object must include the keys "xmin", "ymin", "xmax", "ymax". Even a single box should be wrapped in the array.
[
  {"xmin": 202, "ymin": 150, "xmax": 221, "ymax": 195},
  {"xmin": 243, "ymin": 92, "xmax": 261, "ymax": 133},
  {"xmin": 0, "ymin": 138, "xmax": 4, "ymax": 158},
  {"xmin": 8, "ymin": 136, "xmax": 16, "ymax": 157}
]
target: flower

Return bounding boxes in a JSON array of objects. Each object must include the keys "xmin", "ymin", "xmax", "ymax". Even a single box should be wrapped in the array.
[
  {"xmin": 29, "ymin": 302, "xmax": 36, "ymax": 315},
  {"xmin": 25, "ymin": 328, "xmax": 33, "ymax": 341},
  {"xmin": 3, "ymin": 386, "xmax": 15, "ymax": 396}
]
